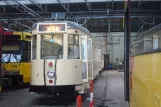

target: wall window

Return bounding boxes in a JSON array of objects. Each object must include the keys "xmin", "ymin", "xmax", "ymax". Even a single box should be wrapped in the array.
[
  {"xmin": 68, "ymin": 35, "xmax": 79, "ymax": 59},
  {"xmin": 32, "ymin": 36, "xmax": 37, "ymax": 59},
  {"xmin": 41, "ymin": 34, "xmax": 63, "ymax": 59}
]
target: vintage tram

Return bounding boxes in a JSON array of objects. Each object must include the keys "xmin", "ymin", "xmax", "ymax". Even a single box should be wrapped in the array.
[{"xmin": 29, "ymin": 21, "xmax": 104, "ymax": 97}]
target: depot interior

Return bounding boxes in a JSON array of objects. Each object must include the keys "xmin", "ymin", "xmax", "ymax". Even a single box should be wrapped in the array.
[{"xmin": 0, "ymin": 0, "xmax": 160, "ymax": 107}]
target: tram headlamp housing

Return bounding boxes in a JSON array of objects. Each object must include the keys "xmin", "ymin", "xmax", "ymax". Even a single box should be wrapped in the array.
[{"xmin": 47, "ymin": 70, "xmax": 55, "ymax": 78}]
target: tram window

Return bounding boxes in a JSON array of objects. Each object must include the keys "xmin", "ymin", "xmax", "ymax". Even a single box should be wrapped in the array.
[
  {"xmin": 88, "ymin": 40, "xmax": 92, "ymax": 60},
  {"xmin": 82, "ymin": 38, "xmax": 87, "ymax": 60},
  {"xmin": 2, "ymin": 54, "xmax": 21, "ymax": 62},
  {"xmin": 158, "ymin": 37, "xmax": 160, "ymax": 48},
  {"xmin": 144, "ymin": 39, "xmax": 152, "ymax": 52},
  {"xmin": 21, "ymin": 41, "xmax": 31, "ymax": 62},
  {"xmin": 32, "ymin": 36, "xmax": 37, "ymax": 59},
  {"xmin": 41, "ymin": 34, "xmax": 63, "ymax": 59},
  {"xmin": 68, "ymin": 35, "xmax": 79, "ymax": 59},
  {"xmin": 153, "ymin": 36, "xmax": 159, "ymax": 49}
]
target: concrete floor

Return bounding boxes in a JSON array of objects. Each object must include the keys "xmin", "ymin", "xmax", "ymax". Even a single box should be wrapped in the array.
[
  {"xmin": 0, "ymin": 71, "xmax": 129, "ymax": 107},
  {"xmin": 94, "ymin": 71, "xmax": 129, "ymax": 107}
]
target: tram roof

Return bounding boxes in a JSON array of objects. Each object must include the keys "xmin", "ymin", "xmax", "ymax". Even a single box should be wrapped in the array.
[{"xmin": 32, "ymin": 21, "xmax": 91, "ymax": 35}]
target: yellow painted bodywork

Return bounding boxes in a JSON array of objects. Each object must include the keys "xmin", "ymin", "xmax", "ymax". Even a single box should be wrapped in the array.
[
  {"xmin": 13, "ymin": 31, "xmax": 31, "ymax": 41},
  {"xmin": 2, "ymin": 62, "xmax": 31, "ymax": 83},
  {"xmin": 130, "ymin": 53, "xmax": 161, "ymax": 107},
  {"xmin": 2, "ymin": 31, "xmax": 31, "ymax": 84}
]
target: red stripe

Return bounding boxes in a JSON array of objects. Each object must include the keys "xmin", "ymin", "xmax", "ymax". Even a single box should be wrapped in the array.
[
  {"xmin": 0, "ymin": 24, "xmax": 3, "ymax": 33},
  {"xmin": 90, "ymin": 80, "xmax": 94, "ymax": 107},
  {"xmin": 3, "ymin": 32, "xmax": 14, "ymax": 36}
]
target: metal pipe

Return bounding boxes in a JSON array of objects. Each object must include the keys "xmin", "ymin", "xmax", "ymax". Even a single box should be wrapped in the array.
[
  {"xmin": 2, "ymin": 27, "xmax": 14, "ymax": 31},
  {"xmin": 0, "ymin": 15, "xmax": 160, "ymax": 21},
  {"xmin": 1, "ymin": 10, "xmax": 161, "ymax": 15},
  {"xmin": 81, "ymin": 17, "xmax": 91, "ymax": 25},
  {"xmin": 138, "ymin": 17, "xmax": 154, "ymax": 25},
  {"xmin": 15, "ymin": 21, "xmax": 31, "ymax": 29}
]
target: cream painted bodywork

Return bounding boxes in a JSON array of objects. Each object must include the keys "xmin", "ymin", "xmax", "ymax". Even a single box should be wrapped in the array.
[
  {"xmin": 31, "ymin": 60, "xmax": 44, "ymax": 85},
  {"xmin": 56, "ymin": 59, "xmax": 82, "ymax": 85},
  {"xmin": 31, "ymin": 59, "xmax": 82, "ymax": 86}
]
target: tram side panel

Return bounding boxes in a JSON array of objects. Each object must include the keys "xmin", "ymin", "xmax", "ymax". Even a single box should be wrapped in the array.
[
  {"xmin": 96, "ymin": 48, "xmax": 99, "ymax": 76},
  {"xmin": 98, "ymin": 49, "xmax": 103, "ymax": 71},
  {"xmin": 87, "ymin": 38, "xmax": 93, "ymax": 80},
  {"xmin": 97, "ymin": 49, "xmax": 101, "ymax": 74},
  {"xmin": 91, "ymin": 42, "xmax": 104, "ymax": 79},
  {"xmin": 92, "ymin": 42, "xmax": 98, "ymax": 79},
  {"xmin": 100, "ymin": 50, "xmax": 104, "ymax": 71},
  {"xmin": 130, "ymin": 54, "xmax": 156, "ymax": 107}
]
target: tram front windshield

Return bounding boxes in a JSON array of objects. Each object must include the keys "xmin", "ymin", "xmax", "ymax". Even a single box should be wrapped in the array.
[{"xmin": 41, "ymin": 34, "xmax": 63, "ymax": 59}]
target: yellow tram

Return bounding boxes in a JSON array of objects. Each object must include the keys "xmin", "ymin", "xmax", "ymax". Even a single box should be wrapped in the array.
[
  {"xmin": 1, "ymin": 31, "xmax": 31, "ymax": 86},
  {"xmin": 130, "ymin": 24, "xmax": 161, "ymax": 107}
]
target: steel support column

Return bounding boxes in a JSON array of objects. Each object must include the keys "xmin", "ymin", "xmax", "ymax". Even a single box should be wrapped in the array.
[
  {"xmin": 124, "ymin": 0, "xmax": 130, "ymax": 102},
  {"xmin": 0, "ymin": 24, "xmax": 2, "ymax": 92}
]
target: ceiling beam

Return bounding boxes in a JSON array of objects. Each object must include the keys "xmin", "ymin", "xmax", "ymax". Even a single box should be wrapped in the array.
[
  {"xmin": 2, "ymin": 21, "xmax": 31, "ymax": 30},
  {"xmin": 28, "ymin": 0, "xmax": 47, "ymax": 13},
  {"xmin": 85, "ymin": 0, "xmax": 91, "ymax": 11},
  {"xmin": 14, "ymin": 21, "xmax": 31, "ymax": 29},
  {"xmin": 57, "ymin": 0, "xmax": 73, "ymax": 17},
  {"xmin": 0, "ymin": 15, "xmax": 161, "ymax": 21},
  {"xmin": 0, "ymin": 0, "xmax": 127, "ymax": 5},
  {"xmin": 3, "ymin": 0, "xmax": 24, "ymax": 12},
  {"xmin": 12, "ymin": 0, "xmax": 43, "ymax": 19}
]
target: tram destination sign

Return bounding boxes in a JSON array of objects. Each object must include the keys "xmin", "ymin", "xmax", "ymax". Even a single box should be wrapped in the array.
[{"xmin": 38, "ymin": 23, "xmax": 67, "ymax": 33}]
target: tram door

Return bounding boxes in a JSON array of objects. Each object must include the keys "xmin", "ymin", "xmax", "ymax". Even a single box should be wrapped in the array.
[
  {"xmin": 103, "ymin": 54, "xmax": 109, "ymax": 70},
  {"xmin": 81, "ymin": 36, "xmax": 88, "ymax": 82}
]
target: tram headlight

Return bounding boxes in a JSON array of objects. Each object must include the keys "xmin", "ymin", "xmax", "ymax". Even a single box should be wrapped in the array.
[{"xmin": 47, "ymin": 70, "xmax": 55, "ymax": 78}]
